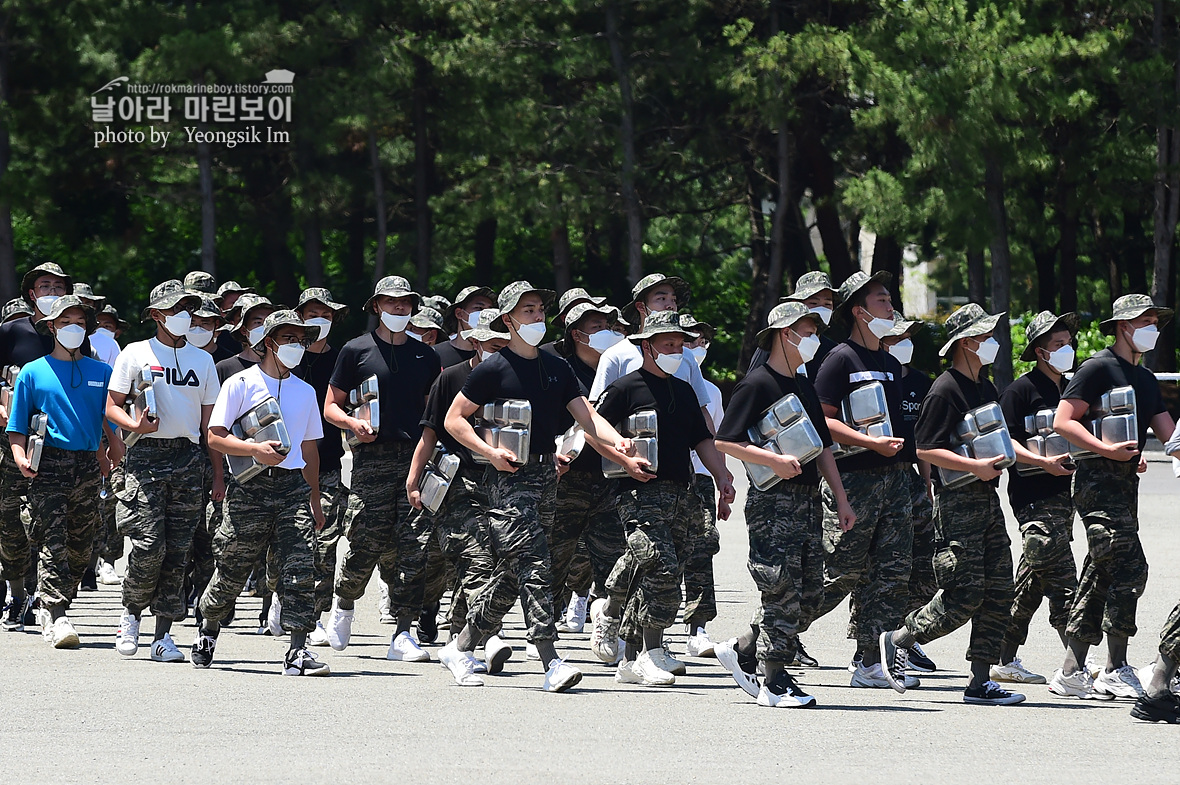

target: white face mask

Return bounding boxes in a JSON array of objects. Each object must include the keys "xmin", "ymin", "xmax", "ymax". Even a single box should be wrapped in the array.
[
  {"xmin": 56, "ymin": 323, "xmax": 86, "ymax": 350},
  {"xmin": 887, "ymin": 338, "xmax": 914, "ymax": 365},
  {"xmin": 586, "ymin": 329, "xmax": 625, "ymax": 354},
  {"xmin": 275, "ymin": 343, "xmax": 306, "ymax": 369},
  {"xmin": 248, "ymin": 325, "xmax": 265, "ymax": 347},
  {"xmin": 511, "ymin": 318, "xmax": 547, "ymax": 347},
  {"xmin": 35, "ymin": 295, "xmax": 59, "ymax": 316},
  {"xmin": 305, "ymin": 317, "xmax": 332, "ymax": 342},
  {"xmin": 381, "ymin": 312, "xmax": 411, "ymax": 333},
  {"xmin": 652, "ymin": 348, "xmax": 683, "ymax": 375},
  {"xmin": 406, "ymin": 330, "xmax": 426, "ymax": 343},
  {"xmin": 973, "ymin": 337, "xmax": 1000, "ymax": 366},
  {"xmin": 479, "ymin": 349, "xmax": 496, "ymax": 362},
  {"xmin": 95, "ymin": 327, "xmax": 116, "ymax": 341},
  {"xmin": 466, "ymin": 310, "xmax": 483, "ymax": 329},
  {"xmin": 1043, "ymin": 345, "xmax": 1075, "ymax": 373},
  {"xmin": 161, "ymin": 311, "xmax": 192, "ymax": 337},
  {"xmin": 809, "ymin": 306, "xmax": 833, "ymax": 326},
  {"xmin": 1130, "ymin": 324, "xmax": 1159, "ymax": 352},
  {"xmin": 686, "ymin": 345, "xmax": 708, "ymax": 367},
  {"xmin": 787, "ymin": 331, "xmax": 821, "ymax": 364},
  {"xmin": 187, "ymin": 327, "xmax": 214, "ymax": 348},
  {"xmin": 860, "ymin": 311, "xmax": 894, "ymax": 339}
]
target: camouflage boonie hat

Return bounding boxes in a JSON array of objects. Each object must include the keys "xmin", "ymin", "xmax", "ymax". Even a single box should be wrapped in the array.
[
  {"xmin": 833, "ymin": 270, "xmax": 892, "ymax": 321},
  {"xmin": 364, "ymin": 275, "xmax": 421, "ymax": 312},
  {"xmin": 1099, "ymin": 294, "xmax": 1174, "ymax": 336},
  {"xmin": 228, "ymin": 293, "xmax": 277, "ymax": 334},
  {"xmin": 628, "ymin": 309, "xmax": 699, "ymax": 344},
  {"xmin": 1020, "ymin": 310, "xmax": 1079, "ymax": 361},
  {"xmin": 251, "ymin": 309, "xmax": 317, "ymax": 352},
  {"xmin": 757, "ymin": 301, "xmax": 825, "ymax": 350},
  {"xmin": 422, "ymin": 294, "xmax": 451, "ymax": 313},
  {"xmin": 184, "ymin": 271, "xmax": 217, "ymax": 295},
  {"xmin": 216, "ymin": 280, "xmax": 254, "ymax": 298},
  {"xmin": 462, "ymin": 308, "xmax": 504, "ymax": 342},
  {"xmin": 21, "ymin": 262, "xmax": 73, "ymax": 305},
  {"xmin": 678, "ymin": 313, "xmax": 715, "ymax": 342},
  {"xmin": 939, "ymin": 303, "xmax": 1006, "ymax": 357},
  {"xmin": 444, "ymin": 285, "xmax": 495, "ymax": 332},
  {"xmin": 100, "ymin": 304, "xmax": 130, "ymax": 331},
  {"xmin": 785, "ymin": 271, "xmax": 836, "ymax": 302},
  {"xmin": 141, "ymin": 279, "xmax": 201, "ymax": 321},
  {"xmin": 72, "ymin": 282, "xmax": 107, "ymax": 308},
  {"xmin": 192, "ymin": 296, "xmax": 224, "ymax": 322},
  {"xmin": 885, "ymin": 311, "xmax": 924, "ymax": 339},
  {"xmin": 495, "ymin": 280, "xmax": 556, "ymax": 325},
  {"xmin": 623, "ymin": 273, "xmax": 691, "ymax": 323},
  {"xmin": 2, "ymin": 297, "xmax": 33, "ymax": 323},
  {"xmin": 563, "ymin": 301, "xmax": 618, "ymax": 329},
  {"xmin": 35, "ymin": 294, "xmax": 96, "ymax": 336},
  {"xmin": 410, "ymin": 306, "xmax": 445, "ymax": 332},
  {"xmin": 296, "ymin": 287, "xmax": 349, "ymax": 319},
  {"xmin": 555, "ymin": 288, "xmax": 608, "ymax": 324}
]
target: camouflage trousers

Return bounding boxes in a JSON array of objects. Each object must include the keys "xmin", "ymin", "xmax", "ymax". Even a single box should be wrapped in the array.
[
  {"xmin": 905, "ymin": 481, "xmax": 1014, "ymax": 663},
  {"xmin": 26, "ymin": 447, "xmax": 100, "ymax": 610},
  {"xmin": 199, "ymin": 469, "xmax": 316, "ymax": 634},
  {"xmin": 423, "ymin": 469, "xmax": 496, "ymax": 634},
  {"xmin": 744, "ymin": 482, "xmax": 824, "ymax": 665},
  {"xmin": 1001, "ymin": 492, "xmax": 1078, "ymax": 650},
  {"xmin": 263, "ymin": 468, "xmax": 349, "ymax": 616},
  {"xmin": 96, "ymin": 465, "xmax": 126, "ymax": 563},
  {"xmin": 565, "ymin": 541, "xmax": 593, "ymax": 597},
  {"xmin": 604, "ymin": 480, "xmax": 694, "ymax": 647},
  {"xmin": 116, "ymin": 438, "xmax": 205, "ymax": 621},
  {"xmin": 186, "ymin": 461, "xmax": 219, "ymax": 609},
  {"xmin": 374, "ymin": 508, "xmax": 431, "ymax": 621},
  {"xmin": 0, "ymin": 430, "xmax": 33, "ymax": 589},
  {"xmin": 335, "ymin": 444, "xmax": 426, "ymax": 621},
  {"xmin": 804, "ymin": 464, "xmax": 912, "ymax": 650},
  {"xmin": 468, "ymin": 461, "xmax": 559, "ymax": 643},
  {"xmin": 1159, "ymin": 601, "xmax": 1180, "ymax": 662},
  {"xmin": 547, "ymin": 470, "xmax": 625, "ymax": 612},
  {"xmin": 1066, "ymin": 459, "xmax": 1146, "ymax": 645},
  {"xmin": 683, "ymin": 473, "xmax": 721, "ymax": 629}
]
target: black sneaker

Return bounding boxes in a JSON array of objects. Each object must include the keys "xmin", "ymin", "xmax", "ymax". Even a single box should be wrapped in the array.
[
  {"xmin": 908, "ymin": 642, "xmax": 937, "ymax": 673},
  {"xmin": 963, "ymin": 680, "xmax": 1025, "ymax": 705},
  {"xmin": 2, "ymin": 598, "xmax": 26, "ymax": 632},
  {"xmin": 758, "ymin": 670, "xmax": 816, "ymax": 708},
  {"xmin": 878, "ymin": 631, "xmax": 909, "ymax": 694},
  {"xmin": 1130, "ymin": 693, "xmax": 1180, "ymax": 723},
  {"xmin": 192, "ymin": 634, "xmax": 217, "ymax": 669},
  {"xmin": 792, "ymin": 639, "xmax": 819, "ymax": 668},
  {"xmin": 715, "ymin": 638, "xmax": 759, "ymax": 698},
  {"xmin": 418, "ymin": 603, "xmax": 439, "ymax": 645},
  {"xmin": 283, "ymin": 647, "xmax": 331, "ymax": 676}
]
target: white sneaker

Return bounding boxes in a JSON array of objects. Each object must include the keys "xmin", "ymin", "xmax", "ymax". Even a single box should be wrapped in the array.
[
  {"xmin": 990, "ymin": 657, "xmax": 1046, "ymax": 684},
  {"xmin": 1083, "ymin": 651, "xmax": 1105, "ymax": 678},
  {"xmin": 542, "ymin": 658, "xmax": 582, "ymax": 693},
  {"xmin": 1094, "ymin": 664, "xmax": 1145, "ymax": 699},
  {"xmin": 308, "ymin": 620, "xmax": 329, "ymax": 647},
  {"xmin": 115, "ymin": 610, "xmax": 140, "ymax": 656},
  {"xmin": 97, "ymin": 560, "xmax": 121, "ymax": 585},
  {"xmin": 1136, "ymin": 664, "xmax": 1180, "ymax": 697},
  {"xmin": 649, "ymin": 645, "xmax": 687, "ymax": 676},
  {"xmin": 1047, "ymin": 668, "xmax": 1115, "ymax": 700},
  {"xmin": 556, "ymin": 594, "xmax": 588, "ymax": 634},
  {"xmin": 615, "ymin": 660, "xmax": 643, "ymax": 684},
  {"xmin": 267, "ymin": 593, "xmax": 283, "ymax": 637},
  {"xmin": 377, "ymin": 580, "xmax": 394, "ymax": 624},
  {"xmin": 685, "ymin": 627, "xmax": 716, "ymax": 658},
  {"xmin": 48, "ymin": 616, "xmax": 80, "ymax": 649},
  {"xmin": 758, "ymin": 671, "xmax": 816, "ymax": 708},
  {"xmin": 526, "ymin": 642, "xmax": 540, "ymax": 661},
  {"xmin": 632, "ymin": 651, "xmax": 676, "ymax": 686},
  {"xmin": 715, "ymin": 638, "xmax": 760, "ymax": 698},
  {"xmin": 851, "ymin": 662, "xmax": 920, "ymax": 689},
  {"xmin": 438, "ymin": 641, "xmax": 484, "ymax": 687},
  {"xmin": 484, "ymin": 635, "xmax": 512, "ymax": 675},
  {"xmin": 589, "ymin": 600, "xmax": 621, "ymax": 663},
  {"xmin": 150, "ymin": 633, "xmax": 185, "ymax": 663},
  {"xmin": 387, "ymin": 630, "xmax": 430, "ymax": 662},
  {"xmin": 327, "ymin": 603, "xmax": 354, "ymax": 651}
]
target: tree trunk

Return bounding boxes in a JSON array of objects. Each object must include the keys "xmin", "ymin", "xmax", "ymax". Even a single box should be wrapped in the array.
[
  {"xmin": 368, "ymin": 124, "xmax": 387, "ymax": 289},
  {"xmin": 605, "ymin": 3, "xmax": 643, "ymax": 286},
  {"xmin": 967, "ymin": 248, "xmax": 986, "ymax": 306},
  {"xmin": 799, "ymin": 133, "xmax": 854, "ymax": 284},
  {"xmin": 413, "ymin": 55, "xmax": 434, "ymax": 294},
  {"xmin": 739, "ymin": 155, "xmax": 771, "ymax": 372},
  {"xmin": 258, "ymin": 190, "xmax": 298, "ymax": 307},
  {"xmin": 765, "ymin": 1, "xmax": 788, "ymax": 307},
  {"xmin": 1033, "ymin": 247, "xmax": 1057, "ymax": 312},
  {"xmin": 552, "ymin": 216, "xmax": 572, "ymax": 294},
  {"xmin": 1058, "ymin": 193, "xmax": 1079, "ymax": 310},
  {"xmin": 345, "ymin": 202, "xmax": 366, "ymax": 312},
  {"xmin": 1151, "ymin": 0, "xmax": 1180, "ymax": 316},
  {"xmin": 872, "ymin": 235, "xmax": 903, "ymax": 305},
  {"xmin": 197, "ymin": 134, "xmax": 216, "ymax": 277},
  {"xmin": 303, "ymin": 211, "xmax": 324, "ymax": 287},
  {"xmin": 0, "ymin": 16, "xmax": 15, "ymax": 302},
  {"xmin": 606, "ymin": 216, "xmax": 628, "ymax": 306},
  {"xmin": 985, "ymin": 154, "xmax": 1013, "ymax": 390},
  {"xmin": 474, "ymin": 217, "xmax": 497, "ymax": 285}
]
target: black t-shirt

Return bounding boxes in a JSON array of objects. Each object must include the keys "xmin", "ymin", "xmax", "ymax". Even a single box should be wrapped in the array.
[
  {"xmin": 460, "ymin": 347, "xmax": 580, "ymax": 455},
  {"xmin": 421, "ymin": 359, "xmax": 477, "ymax": 469},
  {"xmin": 748, "ymin": 334, "xmax": 837, "ymax": 380},
  {"xmin": 813, "ymin": 340, "xmax": 905, "ymax": 471},
  {"xmin": 557, "ymin": 352, "xmax": 602, "ymax": 475},
  {"xmin": 915, "ymin": 368, "xmax": 1000, "ymax": 490},
  {"xmin": 215, "ymin": 331, "xmax": 242, "ymax": 358},
  {"xmin": 434, "ymin": 340, "xmax": 476, "ymax": 370},
  {"xmin": 897, "ymin": 368, "xmax": 933, "ymax": 464},
  {"xmin": 0, "ymin": 315, "xmax": 93, "ymax": 368},
  {"xmin": 216, "ymin": 355, "xmax": 258, "ymax": 385},
  {"xmin": 330, "ymin": 331, "xmax": 441, "ymax": 443},
  {"xmin": 1061, "ymin": 348, "xmax": 1166, "ymax": 453},
  {"xmin": 596, "ymin": 368, "xmax": 712, "ymax": 491},
  {"xmin": 1001, "ymin": 367, "xmax": 1071, "ymax": 507},
  {"xmin": 718, "ymin": 364, "xmax": 833, "ymax": 487},
  {"xmin": 211, "ymin": 342, "xmax": 237, "ymax": 363},
  {"xmin": 295, "ymin": 345, "xmax": 344, "ymax": 473}
]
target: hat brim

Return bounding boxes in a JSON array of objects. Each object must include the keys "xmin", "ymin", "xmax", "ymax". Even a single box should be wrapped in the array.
[
  {"xmin": 785, "ymin": 283, "xmax": 836, "ymax": 303},
  {"xmin": 1018, "ymin": 313, "xmax": 1079, "ymax": 361},
  {"xmin": 628, "ymin": 326, "xmax": 700, "ymax": 344},
  {"xmin": 939, "ymin": 312, "xmax": 1006, "ymax": 357},
  {"xmin": 623, "ymin": 278, "xmax": 691, "ymax": 324},
  {"xmin": 1099, "ymin": 306, "xmax": 1174, "ymax": 336},
  {"xmin": 140, "ymin": 293, "xmax": 201, "ymax": 322},
  {"xmin": 497, "ymin": 288, "xmax": 557, "ymax": 323},
  {"xmin": 251, "ymin": 322, "xmax": 318, "ymax": 352},
  {"xmin": 565, "ymin": 304, "xmax": 619, "ymax": 330},
  {"xmin": 885, "ymin": 320, "xmax": 923, "ymax": 339},
  {"xmin": 755, "ymin": 312, "xmax": 826, "ymax": 351},
  {"xmin": 444, "ymin": 288, "xmax": 496, "ymax": 332},
  {"xmin": 21, "ymin": 266, "xmax": 74, "ymax": 306},
  {"xmin": 833, "ymin": 271, "xmax": 893, "ymax": 320},
  {"xmin": 463, "ymin": 327, "xmax": 504, "ymax": 342},
  {"xmin": 230, "ymin": 302, "xmax": 282, "ymax": 334},
  {"xmin": 364, "ymin": 290, "xmax": 422, "ymax": 313},
  {"xmin": 35, "ymin": 303, "xmax": 97, "ymax": 336}
]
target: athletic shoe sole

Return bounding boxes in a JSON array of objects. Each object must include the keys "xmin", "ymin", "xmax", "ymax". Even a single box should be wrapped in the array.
[
  {"xmin": 715, "ymin": 641, "xmax": 759, "ymax": 698},
  {"xmin": 486, "ymin": 643, "xmax": 512, "ymax": 675},
  {"xmin": 877, "ymin": 632, "xmax": 907, "ymax": 694}
]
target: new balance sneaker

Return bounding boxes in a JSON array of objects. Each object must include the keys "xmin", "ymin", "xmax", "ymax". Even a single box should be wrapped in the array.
[
  {"xmin": 556, "ymin": 594, "xmax": 588, "ymax": 634},
  {"xmin": 851, "ymin": 662, "xmax": 920, "ymax": 690},
  {"xmin": 1094, "ymin": 665, "xmax": 1145, "ymax": 699},
  {"xmin": 963, "ymin": 680, "xmax": 1025, "ymax": 705},
  {"xmin": 1047, "ymin": 668, "xmax": 1114, "ymax": 700},
  {"xmin": 3, "ymin": 597, "xmax": 28, "ymax": 632},
  {"xmin": 1130, "ymin": 692, "xmax": 1180, "ymax": 724},
  {"xmin": 542, "ymin": 658, "xmax": 582, "ymax": 693},
  {"xmin": 417, "ymin": 603, "xmax": 440, "ymax": 644},
  {"xmin": 326, "ymin": 603, "xmax": 353, "ymax": 651},
  {"xmin": 758, "ymin": 671, "xmax": 816, "ymax": 708},
  {"xmin": 715, "ymin": 638, "xmax": 760, "ymax": 698},
  {"xmin": 267, "ymin": 593, "xmax": 283, "ymax": 637},
  {"xmin": 47, "ymin": 616, "xmax": 80, "ymax": 649},
  {"xmin": 631, "ymin": 651, "xmax": 675, "ymax": 686},
  {"xmin": 438, "ymin": 641, "xmax": 484, "ymax": 687},
  {"xmin": 283, "ymin": 647, "xmax": 331, "ymax": 676},
  {"xmin": 96, "ymin": 560, "xmax": 121, "ymax": 585},
  {"xmin": 308, "ymin": 620, "xmax": 329, "ymax": 647},
  {"xmin": 589, "ymin": 600, "xmax": 621, "ymax": 663},
  {"xmin": 387, "ymin": 630, "xmax": 430, "ymax": 662},
  {"xmin": 685, "ymin": 627, "xmax": 716, "ymax": 658},
  {"xmin": 790, "ymin": 639, "xmax": 818, "ymax": 668},
  {"xmin": 484, "ymin": 635, "xmax": 512, "ymax": 675},
  {"xmin": 877, "ymin": 631, "xmax": 910, "ymax": 694},
  {"xmin": 191, "ymin": 634, "xmax": 217, "ymax": 669},
  {"xmin": 907, "ymin": 642, "xmax": 936, "ymax": 673},
  {"xmin": 615, "ymin": 660, "xmax": 642, "ymax": 684},
  {"xmin": 990, "ymin": 657, "xmax": 1046, "ymax": 684},
  {"xmin": 651, "ymin": 645, "xmax": 687, "ymax": 676},
  {"xmin": 80, "ymin": 567, "xmax": 98, "ymax": 592},
  {"xmin": 150, "ymin": 634, "xmax": 185, "ymax": 663}
]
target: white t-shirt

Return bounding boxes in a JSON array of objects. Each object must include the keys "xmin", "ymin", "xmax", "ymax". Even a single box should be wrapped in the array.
[
  {"xmin": 210, "ymin": 364, "xmax": 323, "ymax": 471},
  {"xmin": 90, "ymin": 330, "xmax": 121, "ymax": 366},
  {"xmin": 692, "ymin": 379, "xmax": 724, "ymax": 476},
  {"xmin": 589, "ymin": 339, "xmax": 711, "ymax": 405},
  {"xmin": 109, "ymin": 337, "xmax": 220, "ymax": 443}
]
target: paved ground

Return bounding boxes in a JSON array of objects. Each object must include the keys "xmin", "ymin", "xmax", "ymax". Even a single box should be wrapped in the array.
[{"xmin": 5, "ymin": 457, "xmax": 1180, "ymax": 783}]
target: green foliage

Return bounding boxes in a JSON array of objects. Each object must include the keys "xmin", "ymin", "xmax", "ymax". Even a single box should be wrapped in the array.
[{"xmin": 1010, "ymin": 311, "xmax": 1112, "ymax": 378}]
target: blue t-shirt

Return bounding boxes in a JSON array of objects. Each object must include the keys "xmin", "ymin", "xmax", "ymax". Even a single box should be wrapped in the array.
[{"xmin": 6, "ymin": 355, "xmax": 112, "ymax": 452}]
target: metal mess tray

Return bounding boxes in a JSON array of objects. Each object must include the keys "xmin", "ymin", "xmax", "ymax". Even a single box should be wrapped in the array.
[{"xmin": 603, "ymin": 409, "xmax": 658, "ymax": 478}]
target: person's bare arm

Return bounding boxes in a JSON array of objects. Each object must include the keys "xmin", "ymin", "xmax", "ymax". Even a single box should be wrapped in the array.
[
  {"xmin": 325, "ymin": 384, "xmax": 376, "ymax": 444},
  {"xmin": 207, "ymin": 425, "xmax": 285, "ymax": 466},
  {"xmin": 445, "ymin": 393, "xmax": 517, "ymax": 472},
  {"xmin": 1054, "ymin": 398, "xmax": 1138, "ymax": 462},
  {"xmin": 693, "ymin": 437, "xmax": 736, "ymax": 520},
  {"xmin": 301, "ymin": 440, "xmax": 325, "ymax": 529},
  {"xmin": 8, "ymin": 431, "xmax": 34, "ymax": 477},
  {"xmin": 406, "ymin": 428, "xmax": 438, "ymax": 509},
  {"xmin": 817, "ymin": 449, "xmax": 856, "ymax": 531},
  {"xmin": 715, "ymin": 439, "xmax": 802, "ymax": 480},
  {"xmin": 822, "ymin": 402, "xmax": 904, "ymax": 457},
  {"xmin": 917, "ymin": 447, "xmax": 1006, "ymax": 481}
]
